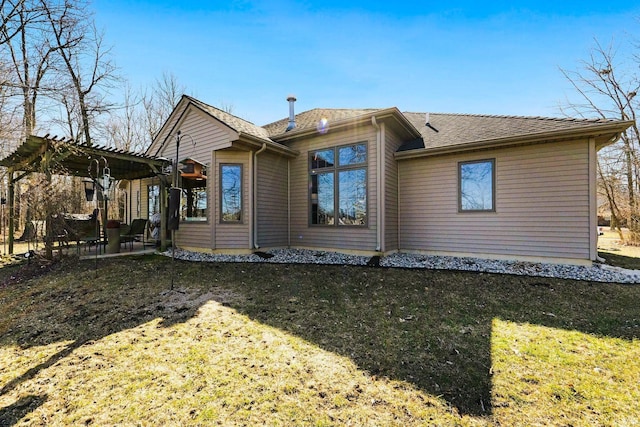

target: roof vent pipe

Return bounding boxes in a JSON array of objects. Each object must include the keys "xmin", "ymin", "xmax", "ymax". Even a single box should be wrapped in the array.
[
  {"xmin": 286, "ymin": 95, "xmax": 297, "ymax": 131},
  {"xmin": 425, "ymin": 112, "xmax": 439, "ymax": 133}
]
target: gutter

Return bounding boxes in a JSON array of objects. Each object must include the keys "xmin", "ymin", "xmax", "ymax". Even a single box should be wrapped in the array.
[{"xmin": 253, "ymin": 143, "xmax": 267, "ymax": 249}]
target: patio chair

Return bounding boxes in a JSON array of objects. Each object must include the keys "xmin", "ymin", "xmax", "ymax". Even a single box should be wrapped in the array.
[
  {"xmin": 65, "ymin": 217, "xmax": 101, "ymax": 254},
  {"xmin": 120, "ymin": 218, "xmax": 148, "ymax": 251}
]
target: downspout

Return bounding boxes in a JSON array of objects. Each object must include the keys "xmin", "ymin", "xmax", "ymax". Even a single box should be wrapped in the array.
[
  {"xmin": 253, "ymin": 143, "xmax": 267, "ymax": 249},
  {"xmin": 380, "ymin": 121, "xmax": 386, "ymax": 252},
  {"xmin": 589, "ymin": 137, "xmax": 605, "ymax": 263},
  {"xmin": 287, "ymin": 158, "xmax": 291, "ymax": 247},
  {"xmin": 372, "ymin": 116, "xmax": 382, "ymax": 252}
]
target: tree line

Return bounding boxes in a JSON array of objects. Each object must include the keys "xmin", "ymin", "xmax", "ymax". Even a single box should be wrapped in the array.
[
  {"xmin": 561, "ymin": 35, "xmax": 640, "ymax": 244},
  {"xmin": 0, "ymin": 0, "xmax": 184, "ymax": 249},
  {"xmin": 0, "ymin": 0, "xmax": 184, "ymax": 152}
]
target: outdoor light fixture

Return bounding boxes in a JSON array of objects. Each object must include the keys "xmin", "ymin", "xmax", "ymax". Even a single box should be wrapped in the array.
[
  {"xmin": 101, "ymin": 167, "xmax": 112, "ymax": 196},
  {"xmin": 83, "ymin": 179, "xmax": 95, "ymax": 201}
]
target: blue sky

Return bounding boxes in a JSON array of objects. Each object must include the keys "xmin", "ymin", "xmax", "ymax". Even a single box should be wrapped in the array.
[{"xmin": 93, "ymin": 0, "xmax": 639, "ymax": 126}]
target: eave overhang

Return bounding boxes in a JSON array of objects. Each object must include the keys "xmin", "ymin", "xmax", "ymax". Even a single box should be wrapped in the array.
[{"xmin": 233, "ymin": 133, "xmax": 300, "ymax": 158}]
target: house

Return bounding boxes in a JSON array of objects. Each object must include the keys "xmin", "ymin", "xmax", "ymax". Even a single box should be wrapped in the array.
[{"xmin": 130, "ymin": 95, "xmax": 632, "ymax": 265}]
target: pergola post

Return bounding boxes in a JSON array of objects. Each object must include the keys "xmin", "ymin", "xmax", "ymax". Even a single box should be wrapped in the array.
[
  {"xmin": 7, "ymin": 171, "xmax": 14, "ymax": 255},
  {"xmin": 160, "ymin": 177, "xmax": 168, "ymax": 252}
]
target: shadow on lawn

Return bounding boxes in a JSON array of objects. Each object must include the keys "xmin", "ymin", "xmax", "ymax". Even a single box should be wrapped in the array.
[
  {"xmin": 0, "ymin": 256, "xmax": 199, "ymax": 423},
  {"xmin": 0, "ymin": 394, "xmax": 47, "ymax": 426},
  {"xmin": 0, "ymin": 257, "xmax": 638, "ymax": 419},
  {"xmin": 211, "ymin": 262, "xmax": 639, "ymax": 416}
]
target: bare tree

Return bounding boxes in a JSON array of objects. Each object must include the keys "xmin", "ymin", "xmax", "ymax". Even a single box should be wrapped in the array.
[
  {"xmin": 42, "ymin": 0, "xmax": 117, "ymax": 146},
  {"xmin": 0, "ymin": 0, "xmax": 35, "ymax": 46},
  {"xmin": 0, "ymin": 59, "xmax": 21, "ymax": 151},
  {"xmin": 1, "ymin": 0, "xmax": 61, "ymax": 137},
  {"xmin": 142, "ymin": 71, "xmax": 185, "ymax": 143},
  {"xmin": 560, "ymin": 38, "xmax": 640, "ymax": 243},
  {"xmin": 104, "ymin": 82, "xmax": 146, "ymax": 151},
  {"xmin": 0, "ymin": 0, "xmax": 59, "ymax": 241},
  {"xmin": 102, "ymin": 71, "xmax": 186, "ymax": 153}
]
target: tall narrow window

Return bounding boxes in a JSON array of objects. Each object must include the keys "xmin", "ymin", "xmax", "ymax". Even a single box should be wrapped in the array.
[
  {"xmin": 220, "ymin": 164, "xmax": 243, "ymax": 222},
  {"xmin": 310, "ymin": 143, "xmax": 367, "ymax": 226},
  {"xmin": 148, "ymin": 184, "xmax": 160, "ymax": 216},
  {"xmin": 459, "ymin": 159, "xmax": 495, "ymax": 212}
]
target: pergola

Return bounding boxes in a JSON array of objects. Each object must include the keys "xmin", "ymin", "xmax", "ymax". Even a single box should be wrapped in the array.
[{"xmin": 0, "ymin": 135, "xmax": 172, "ymax": 254}]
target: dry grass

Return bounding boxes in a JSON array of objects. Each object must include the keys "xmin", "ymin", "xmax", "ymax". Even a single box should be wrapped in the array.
[{"xmin": 0, "ymin": 254, "xmax": 639, "ymax": 426}]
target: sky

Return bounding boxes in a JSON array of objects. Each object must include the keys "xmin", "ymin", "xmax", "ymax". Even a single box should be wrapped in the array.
[{"xmin": 92, "ymin": 0, "xmax": 640, "ymax": 126}]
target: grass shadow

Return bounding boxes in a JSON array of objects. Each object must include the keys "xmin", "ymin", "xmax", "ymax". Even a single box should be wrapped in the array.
[
  {"xmin": 599, "ymin": 250, "xmax": 640, "ymax": 270},
  {"xmin": 198, "ymin": 262, "xmax": 639, "ymax": 416},
  {"xmin": 1, "ymin": 257, "xmax": 638, "ymax": 419},
  {"xmin": 0, "ymin": 256, "xmax": 208, "ymax": 401},
  {"xmin": 0, "ymin": 394, "xmax": 47, "ymax": 426}
]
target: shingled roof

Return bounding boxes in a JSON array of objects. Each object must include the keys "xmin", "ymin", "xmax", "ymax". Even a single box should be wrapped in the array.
[
  {"xmin": 402, "ymin": 112, "xmax": 630, "ymax": 150},
  {"xmin": 175, "ymin": 96, "xmax": 632, "ymax": 155},
  {"xmin": 263, "ymin": 108, "xmax": 381, "ymax": 137}
]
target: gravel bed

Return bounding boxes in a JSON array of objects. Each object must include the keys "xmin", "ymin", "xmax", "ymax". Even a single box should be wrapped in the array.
[{"xmin": 164, "ymin": 248, "xmax": 640, "ymax": 284}]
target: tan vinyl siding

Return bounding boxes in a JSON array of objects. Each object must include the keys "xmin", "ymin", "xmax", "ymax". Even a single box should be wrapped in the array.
[
  {"xmin": 214, "ymin": 150, "xmax": 251, "ymax": 249},
  {"xmin": 288, "ymin": 126, "xmax": 378, "ymax": 251},
  {"xmin": 176, "ymin": 222, "xmax": 212, "ymax": 248},
  {"xmin": 156, "ymin": 108, "xmax": 234, "ymax": 161},
  {"xmin": 154, "ymin": 108, "xmax": 238, "ymax": 251},
  {"xmin": 398, "ymin": 139, "xmax": 591, "ymax": 260},
  {"xmin": 130, "ymin": 180, "xmax": 142, "ymax": 220},
  {"xmin": 257, "ymin": 151, "xmax": 289, "ymax": 247},
  {"xmin": 384, "ymin": 129, "xmax": 404, "ymax": 252}
]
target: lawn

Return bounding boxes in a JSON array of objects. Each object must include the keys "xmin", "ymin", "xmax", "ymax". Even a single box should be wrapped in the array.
[{"xmin": 0, "ymin": 255, "xmax": 639, "ymax": 426}]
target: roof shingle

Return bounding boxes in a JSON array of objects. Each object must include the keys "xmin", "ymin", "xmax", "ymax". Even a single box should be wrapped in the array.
[
  {"xmin": 188, "ymin": 96, "xmax": 629, "ymax": 152},
  {"xmin": 186, "ymin": 96, "xmax": 272, "ymax": 142},
  {"xmin": 402, "ymin": 112, "xmax": 624, "ymax": 149},
  {"xmin": 262, "ymin": 108, "xmax": 381, "ymax": 137}
]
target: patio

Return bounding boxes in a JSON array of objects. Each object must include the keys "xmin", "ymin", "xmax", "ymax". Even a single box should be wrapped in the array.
[
  {"xmin": 0, "ymin": 135, "xmax": 172, "ymax": 256},
  {"xmin": 2, "ymin": 234, "xmax": 158, "ymax": 261}
]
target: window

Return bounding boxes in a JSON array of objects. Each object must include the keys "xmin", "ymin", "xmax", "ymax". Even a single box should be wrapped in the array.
[
  {"xmin": 310, "ymin": 143, "xmax": 367, "ymax": 226},
  {"xmin": 459, "ymin": 159, "xmax": 495, "ymax": 212},
  {"xmin": 220, "ymin": 164, "xmax": 243, "ymax": 222},
  {"xmin": 148, "ymin": 184, "xmax": 160, "ymax": 216},
  {"xmin": 180, "ymin": 180, "xmax": 208, "ymax": 222}
]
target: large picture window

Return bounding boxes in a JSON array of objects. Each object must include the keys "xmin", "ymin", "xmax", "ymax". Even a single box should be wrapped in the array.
[
  {"xmin": 459, "ymin": 159, "xmax": 495, "ymax": 212},
  {"xmin": 220, "ymin": 164, "xmax": 243, "ymax": 223},
  {"xmin": 180, "ymin": 181, "xmax": 207, "ymax": 222},
  {"xmin": 310, "ymin": 143, "xmax": 367, "ymax": 226}
]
